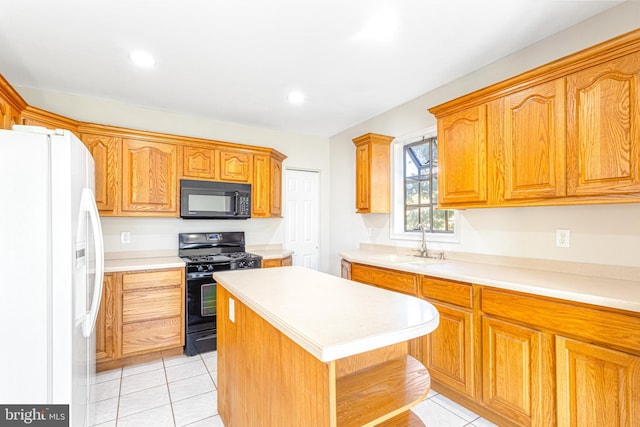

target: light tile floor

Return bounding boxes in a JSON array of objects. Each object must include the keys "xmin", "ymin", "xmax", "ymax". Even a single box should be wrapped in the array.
[{"xmin": 89, "ymin": 351, "xmax": 498, "ymax": 427}]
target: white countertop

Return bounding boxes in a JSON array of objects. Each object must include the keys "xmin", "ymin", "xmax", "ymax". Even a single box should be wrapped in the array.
[
  {"xmin": 340, "ymin": 250, "xmax": 640, "ymax": 313},
  {"xmin": 248, "ymin": 248, "xmax": 294, "ymax": 260},
  {"xmin": 104, "ymin": 255, "xmax": 185, "ymax": 273},
  {"xmin": 213, "ymin": 266, "xmax": 440, "ymax": 362}
]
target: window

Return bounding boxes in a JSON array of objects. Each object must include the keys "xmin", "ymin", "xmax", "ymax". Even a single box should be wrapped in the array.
[
  {"xmin": 391, "ymin": 127, "xmax": 457, "ymax": 242},
  {"xmin": 403, "ymin": 137, "xmax": 454, "ymax": 233}
]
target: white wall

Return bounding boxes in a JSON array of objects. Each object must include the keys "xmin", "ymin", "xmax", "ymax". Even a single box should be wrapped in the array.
[
  {"xmin": 16, "ymin": 87, "xmax": 334, "ymax": 272},
  {"xmin": 329, "ymin": 1, "xmax": 640, "ymax": 275}
]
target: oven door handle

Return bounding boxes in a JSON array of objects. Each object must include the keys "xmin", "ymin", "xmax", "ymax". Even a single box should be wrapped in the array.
[{"xmin": 233, "ymin": 191, "xmax": 240, "ymax": 216}]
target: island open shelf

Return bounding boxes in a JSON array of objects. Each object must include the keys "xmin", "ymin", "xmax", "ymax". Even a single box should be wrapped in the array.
[{"xmin": 213, "ymin": 266, "xmax": 439, "ymax": 426}]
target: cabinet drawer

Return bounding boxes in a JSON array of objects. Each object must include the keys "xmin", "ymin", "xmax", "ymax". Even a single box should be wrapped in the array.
[
  {"xmin": 481, "ymin": 287, "xmax": 640, "ymax": 354},
  {"xmin": 351, "ymin": 264, "xmax": 418, "ymax": 296},
  {"xmin": 122, "ymin": 269, "xmax": 183, "ymax": 291},
  {"xmin": 122, "ymin": 287, "xmax": 182, "ymax": 323},
  {"xmin": 421, "ymin": 276, "xmax": 472, "ymax": 308},
  {"xmin": 121, "ymin": 316, "xmax": 182, "ymax": 355}
]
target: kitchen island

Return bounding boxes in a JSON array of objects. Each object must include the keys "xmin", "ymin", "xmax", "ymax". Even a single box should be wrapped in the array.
[{"xmin": 213, "ymin": 266, "xmax": 440, "ymax": 426}]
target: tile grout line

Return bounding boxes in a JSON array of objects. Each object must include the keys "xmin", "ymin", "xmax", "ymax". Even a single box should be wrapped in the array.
[{"xmin": 163, "ymin": 356, "xmax": 179, "ymax": 427}]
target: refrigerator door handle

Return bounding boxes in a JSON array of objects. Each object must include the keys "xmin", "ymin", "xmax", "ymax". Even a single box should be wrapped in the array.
[{"xmin": 81, "ymin": 188, "xmax": 104, "ymax": 338}]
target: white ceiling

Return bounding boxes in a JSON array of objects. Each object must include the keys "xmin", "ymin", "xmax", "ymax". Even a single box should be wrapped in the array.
[{"xmin": 0, "ymin": 1, "xmax": 622, "ymax": 136}]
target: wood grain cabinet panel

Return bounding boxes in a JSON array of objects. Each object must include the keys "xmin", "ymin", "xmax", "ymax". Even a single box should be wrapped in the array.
[
  {"xmin": 567, "ymin": 53, "xmax": 640, "ymax": 196},
  {"xmin": 96, "ymin": 273, "xmax": 116, "ymax": 364},
  {"xmin": 482, "ymin": 316, "xmax": 549, "ymax": 426},
  {"xmin": 182, "ymin": 146, "xmax": 219, "ymax": 180},
  {"xmin": 121, "ymin": 139, "xmax": 178, "ymax": 215},
  {"xmin": 81, "ymin": 133, "xmax": 120, "ymax": 215},
  {"xmin": 352, "ymin": 133, "xmax": 394, "ymax": 213},
  {"xmin": 120, "ymin": 269, "xmax": 184, "ymax": 356},
  {"xmin": 0, "ymin": 101, "xmax": 21, "ymax": 130},
  {"xmin": 556, "ymin": 336, "xmax": 640, "ymax": 427},
  {"xmin": 252, "ymin": 152, "xmax": 285, "ymax": 217},
  {"xmin": 438, "ymin": 105, "xmax": 488, "ymax": 206},
  {"xmin": 502, "ymin": 79, "xmax": 567, "ymax": 200},
  {"xmin": 425, "ymin": 302, "xmax": 475, "ymax": 398},
  {"xmin": 219, "ymin": 149, "xmax": 252, "ymax": 182},
  {"xmin": 351, "ymin": 263, "xmax": 418, "ymax": 296}
]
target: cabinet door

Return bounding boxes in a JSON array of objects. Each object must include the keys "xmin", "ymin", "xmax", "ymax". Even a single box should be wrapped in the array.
[
  {"xmin": 482, "ymin": 316, "xmax": 547, "ymax": 426},
  {"xmin": 556, "ymin": 336, "xmax": 640, "ymax": 427},
  {"xmin": 438, "ymin": 105, "xmax": 488, "ymax": 205},
  {"xmin": 270, "ymin": 156, "xmax": 283, "ymax": 216},
  {"xmin": 121, "ymin": 139, "xmax": 178, "ymax": 215},
  {"xmin": 182, "ymin": 146, "xmax": 218, "ymax": 180},
  {"xmin": 503, "ymin": 79, "xmax": 566, "ymax": 200},
  {"xmin": 567, "ymin": 53, "xmax": 640, "ymax": 196},
  {"xmin": 120, "ymin": 269, "xmax": 185, "ymax": 356},
  {"xmin": 81, "ymin": 134, "xmax": 119, "ymax": 214},
  {"xmin": 425, "ymin": 302, "xmax": 475, "ymax": 398},
  {"xmin": 252, "ymin": 154, "xmax": 271, "ymax": 217},
  {"xmin": 355, "ymin": 143, "xmax": 370, "ymax": 212},
  {"xmin": 219, "ymin": 149, "xmax": 252, "ymax": 182},
  {"xmin": 96, "ymin": 273, "xmax": 117, "ymax": 363}
]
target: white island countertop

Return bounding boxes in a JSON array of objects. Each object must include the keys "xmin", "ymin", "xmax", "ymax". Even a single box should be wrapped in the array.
[{"xmin": 213, "ymin": 266, "xmax": 439, "ymax": 362}]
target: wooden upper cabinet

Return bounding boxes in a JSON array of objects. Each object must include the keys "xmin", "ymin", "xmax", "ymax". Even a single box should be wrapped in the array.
[
  {"xmin": 556, "ymin": 336, "xmax": 640, "ymax": 427},
  {"xmin": 121, "ymin": 139, "xmax": 178, "ymax": 216},
  {"xmin": 438, "ymin": 105, "xmax": 488, "ymax": 206},
  {"xmin": 81, "ymin": 133, "xmax": 120, "ymax": 215},
  {"xmin": 252, "ymin": 151, "xmax": 286, "ymax": 218},
  {"xmin": 352, "ymin": 133, "xmax": 394, "ymax": 213},
  {"xmin": 182, "ymin": 146, "xmax": 219, "ymax": 180},
  {"xmin": 270, "ymin": 155, "xmax": 283, "ymax": 216},
  {"xmin": 430, "ymin": 29, "xmax": 640, "ymax": 208},
  {"xmin": 252, "ymin": 154, "xmax": 271, "ymax": 217},
  {"xmin": 566, "ymin": 53, "xmax": 640, "ymax": 196},
  {"xmin": 502, "ymin": 79, "xmax": 567, "ymax": 201},
  {"xmin": 220, "ymin": 149, "xmax": 252, "ymax": 182}
]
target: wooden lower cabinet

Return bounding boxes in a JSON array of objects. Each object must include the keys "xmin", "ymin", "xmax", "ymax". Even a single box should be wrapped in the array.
[
  {"xmin": 556, "ymin": 336, "xmax": 640, "ymax": 427},
  {"xmin": 345, "ymin": 260, "xmax": 640, "ymax": 427},
  {"xmin": 96, "ymin": 268, "xmax": 185, "ymax": 371},
  {"xmin": 96, "ymin": 273, "xmax": 117, "ymax": 364},
  {"xmin": 426, "ymin": 302, "xmax": 475, "ymax": 398},
  {"xmin": 261, "ymin": 255, "xmax": 292, "ymax": 268},
  {"xmin": 482, "ymin": 316, "xmax": 552, "ymax": 426}
]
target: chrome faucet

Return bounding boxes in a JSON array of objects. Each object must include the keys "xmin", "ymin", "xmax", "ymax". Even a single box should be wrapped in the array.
[{"xmin": 416, "ymin": 223, "xmax": 429, "ymax": 258}]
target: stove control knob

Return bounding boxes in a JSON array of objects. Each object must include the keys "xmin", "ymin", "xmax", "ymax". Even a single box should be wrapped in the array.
[
  {"xmin": 197, "ymin": 265, "xmax": 204, "ymax": 272},
  {"xmin": 207, "ymin": 265, "xmax": 214, "ymax": 271}
]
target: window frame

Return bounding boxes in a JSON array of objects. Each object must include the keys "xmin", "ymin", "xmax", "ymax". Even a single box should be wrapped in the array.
[{"xmin": 390, "ymin": 126, "xmax": 460, "ymax": 243}]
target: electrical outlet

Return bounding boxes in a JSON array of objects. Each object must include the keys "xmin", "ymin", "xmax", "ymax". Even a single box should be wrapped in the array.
[
  {"xmin": 120, "ymin": 231, "xmax": 131, "ymax": 244},
  {"xmin": 556, "ymin": 229, "xmax": 570, "ymax": 248},
  {"xmin": 229, "ymin": 298, "xmax": 235, "ymax": 323}
]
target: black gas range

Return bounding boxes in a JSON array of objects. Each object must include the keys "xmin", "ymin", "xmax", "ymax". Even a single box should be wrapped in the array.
[{"xmin": 179, "ymin": 231, "xmax": 262, "ymax": 356}]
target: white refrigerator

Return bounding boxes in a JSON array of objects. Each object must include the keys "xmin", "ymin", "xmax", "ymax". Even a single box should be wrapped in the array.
[{"xmin": 0, "ymin": 126, "xmax": 104, "ymax": 426}]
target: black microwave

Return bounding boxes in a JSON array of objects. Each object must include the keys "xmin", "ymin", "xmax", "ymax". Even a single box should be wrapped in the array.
[{"xmin": 180, "ymin": 179, "xmax": 251, "ymax": 219}]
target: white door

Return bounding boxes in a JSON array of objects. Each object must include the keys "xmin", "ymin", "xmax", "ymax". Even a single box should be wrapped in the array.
[{"xmin": 284, "ymin": 169, "xmax": 320, "ymax": 269}]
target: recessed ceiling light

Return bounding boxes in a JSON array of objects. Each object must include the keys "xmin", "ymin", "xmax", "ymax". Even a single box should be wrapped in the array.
[
  {"xmin": 129, "ymin": 50, "xmax": 156, "ymax": 68},
  {"xmin": 287, "ymin": 91, "xmax": 305, "ymax": 105}
]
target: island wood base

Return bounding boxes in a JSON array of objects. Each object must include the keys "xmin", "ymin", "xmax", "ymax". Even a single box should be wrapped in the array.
[{"xmin": 217, "ymin": 284, "xmax": 431, "ymax": 426}]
